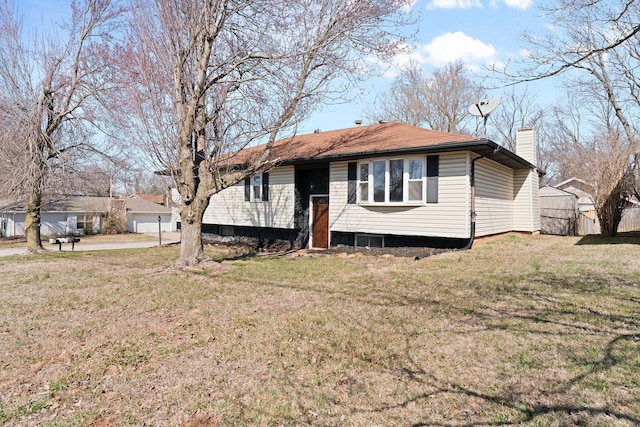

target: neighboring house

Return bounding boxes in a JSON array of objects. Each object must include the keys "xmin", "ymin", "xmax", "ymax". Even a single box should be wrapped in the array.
[
  {"xmin": 0, "ymin": 195, "xmax": 173, "ymax": 237},
  {"xmin": 123, "ymin": 195, "xmax": 173, "ymax": 233},
  {"xmin": 136, "ymin": 193, "xmax": 170, "ymax": 206},
  {"xmin": 174, "ymin": 122, "xmax": 541, "ymax": 249}
]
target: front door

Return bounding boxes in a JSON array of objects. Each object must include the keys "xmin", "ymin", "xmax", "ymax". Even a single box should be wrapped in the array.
[{"xmin": 311, "ymin": 196, "xmax": 329, "ymax": 248}]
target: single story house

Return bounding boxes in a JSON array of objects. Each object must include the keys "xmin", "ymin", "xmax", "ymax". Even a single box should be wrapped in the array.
[
  {"xmin": 176, "ymin": 122, "xmax": 541, "ymax": 249},
  {"xmin": 123, "ymin": 195, "xmax": 173, "ymax": 233},
  {"xmin": 0, "ymin": 195, "xmax": 173, "ymax": 237}
]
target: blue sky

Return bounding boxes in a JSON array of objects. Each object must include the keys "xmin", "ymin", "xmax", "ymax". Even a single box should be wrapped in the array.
[
  {"xmin": 305, "ymin": 0, "xmax": 556, "ymax": 133},
  {"xmin": 19, "ymin": 0, "xmax": 556, "ymax": 134}
]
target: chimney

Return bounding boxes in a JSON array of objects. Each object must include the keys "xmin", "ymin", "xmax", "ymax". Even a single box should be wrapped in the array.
[
  {"xmin": 355, "ymin": 120, "xmax": 362, "ymax": 127},
  {"xmin": 516, "ymin": 127, "xmax": 537, "ymax": 165}
]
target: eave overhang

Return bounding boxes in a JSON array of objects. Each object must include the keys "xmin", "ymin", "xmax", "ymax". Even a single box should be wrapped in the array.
[{"xmin": 274, "ymin": 138, "xmax": 538, "ymax": 171}]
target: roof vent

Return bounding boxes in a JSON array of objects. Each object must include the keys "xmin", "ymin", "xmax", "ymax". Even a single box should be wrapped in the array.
[
  {"xmin": 379, "ymin": 120, "xmax": 387, "ymax": 124},
  {"xmin": 314, "ymin": 129, "xmax": 320, "ymax": 134},
  {"xmin": 355, "ymin": 120, "xmax": 362, "ymax": 127}
]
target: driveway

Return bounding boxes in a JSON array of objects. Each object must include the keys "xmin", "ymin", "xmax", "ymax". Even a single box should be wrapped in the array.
[{"xmin": 0, "ymin": 233, "xmax": 181, "ymax": 257}]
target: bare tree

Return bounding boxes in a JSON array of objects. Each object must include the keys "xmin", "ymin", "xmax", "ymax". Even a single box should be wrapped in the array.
[
  {"xmin": 0, "ymin": 0, "xmax": 123, "ymax": 251},
  {"xmin": 65, "ymin": 157, "xmax": 133, "ymax": 197},
  {"xmin": 368, "ymin": 61, "xmax": 481, "ymax": 133},
  {"xmin": 117, "ymin": 0, "xmax": 413, "ymax": 267},
  {"xmin": 484, "ymin": 88, "xmax": 555, "ymax": 182},
  {"xmin": 367, "ymin": 63, "xmax": 430, "ymax": 127},
  {"xmin": 548, "ymin": 94, "xmax": 634, "ymax": 236},
  {"xmin": 517, "ymin": 0, "xmax": 640, "ymax": 84},
  {"xmin": 487, "ymin": 88, "xmax": 545, "ymax": 151},
  {"xmin": 510, "ymin": 0, "xmax": 640, "ymax": 234}
]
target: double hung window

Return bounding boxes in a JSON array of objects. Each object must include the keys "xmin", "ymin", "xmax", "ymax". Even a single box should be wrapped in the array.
[{"xmin": 244, "ymin": 172, "xmax": 269, "ymax": 202}]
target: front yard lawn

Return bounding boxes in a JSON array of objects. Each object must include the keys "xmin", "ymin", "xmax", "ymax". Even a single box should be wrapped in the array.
[{"xmin": 0, "ymin": 233, "xmax": 638, "ymax": 426}]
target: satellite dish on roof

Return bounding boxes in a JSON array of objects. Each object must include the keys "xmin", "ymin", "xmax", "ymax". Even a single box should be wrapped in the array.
[
  {"xmin": 468, "ymin": 98, "xmax": 499, "ymax": 117},
  {"xmin": 468, "ymin": 98, "xmax": 499, "ymax": 136}
]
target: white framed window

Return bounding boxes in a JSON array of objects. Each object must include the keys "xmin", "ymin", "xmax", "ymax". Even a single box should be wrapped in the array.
[
  {"xmin": 359, "ymin": 163, "xmax": 369, "ymax": 203},
  {"xmin": 408, "ymin": 158, "xmax": 424, "ymax": 202},
  {"xmin": 77, "ymin": 215, "xmax": 94, "ymax": 232},
  {"xmin": 252, "ymin": 174, "xmax": 262, "ymax": 200},
  {"xmin": 358, "ymin": 156, "xmax": 427, "ymax": 205},
  {"xmin": 244, "ymin": 172, "xmax": 269, "ymax": 202}
]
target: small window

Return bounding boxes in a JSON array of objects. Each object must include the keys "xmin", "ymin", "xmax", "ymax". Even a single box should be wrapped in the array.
[
  {"xmin": 359, "ymin": 163, "xmax": 369, "ymax": 202},
  {"xmin": 244, "ymin": 172, "xmax": 269, "ymax": 202},
  {"xmin": 373, "ymin": 160, "xmax": 386, "ymax": 203},
  {"xmin": 252, "ymin": 174, "xmax": 262, "ymax": 200},
  {"xmin": 408, "ymin": 159, "xmax": 424, "ymax": 201},
  {"xmin": 355, "ymin": 234, "xmax": 384, "ymax": 248},
  {"xmin": 77, "ymin": 215, "xmax": 93, "ymax": 232},
  {"xmin": 219, "ymin": 225, "xmax": 234, "ymax": 236},
  {"xmin": 389, "ymin": 159, "xmax": 404, "ymax": 202}
]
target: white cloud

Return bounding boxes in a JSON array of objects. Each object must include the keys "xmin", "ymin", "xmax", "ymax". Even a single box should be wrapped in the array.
[
  {"xmin": 426, "ymin": 0, "xmax": 482, "ymax": 9},
  {"xmin": 422, "ymin": 31, "xmax": 497, "ymax": 67},
  {"xmin": 502, "ymin": 0, "xmax": 532, "ymax": 9},
  {"xmin": 430, "ymin": 0, "xmax": 532, "ymax": 9},
  {"xmin": 369, "ymin": 32, "xmax": 497, "ymax": 78}
]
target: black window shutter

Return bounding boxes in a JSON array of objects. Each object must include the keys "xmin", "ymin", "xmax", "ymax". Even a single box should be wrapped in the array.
[
  {"xmin": 262, "ymin": 172, "xmax": 269, "ymax": 201},
  {"xmin": 244, "ymin": 177, "xmax": 251, "ymax": 201},
  {"xmin": 427, "ymin": 155, "xmax": 439, "ymax": 203},
  {"xmin": 347, "ymin": 162, "xmax": 357, "ymax": 204}
]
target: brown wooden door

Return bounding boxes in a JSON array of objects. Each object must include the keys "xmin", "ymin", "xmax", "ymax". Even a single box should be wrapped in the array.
[{"xmin": 312, "ymin": 196, "xmax": 329, "ymax": 248}]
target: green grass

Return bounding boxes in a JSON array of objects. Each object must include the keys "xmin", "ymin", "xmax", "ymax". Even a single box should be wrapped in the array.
[{"xmin": 0, "ymin": 234, "xmax": 639, "ymax": 426}]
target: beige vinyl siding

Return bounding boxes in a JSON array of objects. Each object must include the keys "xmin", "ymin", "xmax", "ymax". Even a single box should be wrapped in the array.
[
  {"xmin": 202, "ymin": 165, "xmax": 296, "ymax": 229},
  {"xmin": 329, "ymin": 153, "xmax": 469, "ymax": 239},
  {"xmin": 513, "ymin": 168, "xmax": 540, "ymax": 232},
  {"xmin": 474, "ymin": 157, "xmax": 514, "ymax": 237}
]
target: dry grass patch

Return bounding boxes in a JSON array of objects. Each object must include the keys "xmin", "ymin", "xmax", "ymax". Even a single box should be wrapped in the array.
[{"xmin": 0, "ymin": 234, "xmax": 639, "ymax": 426}]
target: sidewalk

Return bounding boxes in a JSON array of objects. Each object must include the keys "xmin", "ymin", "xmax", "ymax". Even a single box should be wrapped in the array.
[{"xmin": 0, "ymin": 233, "xmax": 181, "ymax": 257}]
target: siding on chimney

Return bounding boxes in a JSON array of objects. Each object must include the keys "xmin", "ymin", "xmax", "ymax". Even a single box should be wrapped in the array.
[{"xmin": 513, "ymin": 128, "xmax": 540, "ymax": 233}]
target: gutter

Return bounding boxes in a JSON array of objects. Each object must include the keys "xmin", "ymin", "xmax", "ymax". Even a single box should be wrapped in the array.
[
  {"xmin": 460, "ymin": 146, "xmax": 501, "ymax": 251},
  {"xmin": 275, "ymin": 139, "xmax": 534, "ymax": 169},
  {"xmin": 415, "ymin": 147, "xmax": 501, "ymax": 260}
]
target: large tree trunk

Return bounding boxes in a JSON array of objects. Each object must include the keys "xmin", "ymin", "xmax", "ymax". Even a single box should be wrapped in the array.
[
  {"xmin": 177, "ymin": 196, "xmax": 210, "ymax": 266},
  {"xmin": 24, "ymin": 188, "xmax": 44, "ymax": 253},
  {"xmin": 597, "ymin": 184, "xmax": 624, "ymax": 237}
]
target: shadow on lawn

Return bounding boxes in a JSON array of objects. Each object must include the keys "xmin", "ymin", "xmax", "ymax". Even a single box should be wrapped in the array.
[
  {"xmin": 268, "ymin": 268, "xmax": 640, "ymax": 426},
  {"xmin": 396, "ymin": 307, "xmax": 640, "ymax": 426},
  {"xmin": 382, "ymin": 271, "xmax": 640, "ymax": 426},
  {"xmin": 576, "ymin": 231, "xmax": 640, "ymax": 245},
  {"xmin": 401, "ymin": 331, "xmax": 640, "ymax": 427}
]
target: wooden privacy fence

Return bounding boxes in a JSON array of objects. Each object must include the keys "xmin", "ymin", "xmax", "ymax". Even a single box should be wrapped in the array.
[
  {"xmin": 542, "ymin": 206, "xmax": 640, "ymax": 235},
  {"xmin": 541, "ymin": 213, "xmax": 575, "ymax": 236},
  {"xmin": 578, "ymin": 212, "xmax": 596, "ymax": 235},
  {"xmin": 619, "ymin": 206, "xmax": 640, "ymax": 232}
]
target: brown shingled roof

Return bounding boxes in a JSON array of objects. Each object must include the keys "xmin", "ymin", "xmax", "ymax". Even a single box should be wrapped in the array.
[{"xmin": 231, "ymin": 122, "xmax": 480, "ymax": 165}]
